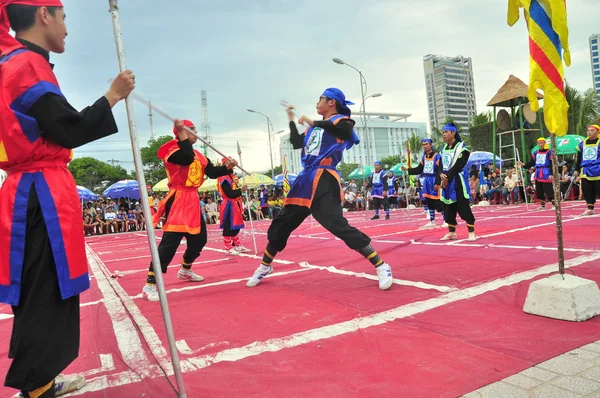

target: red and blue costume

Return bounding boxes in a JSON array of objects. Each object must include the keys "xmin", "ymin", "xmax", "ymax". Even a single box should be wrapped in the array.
[{"xmin": 0, "ymin": 39, "xmax": 88, "ymax": 306}]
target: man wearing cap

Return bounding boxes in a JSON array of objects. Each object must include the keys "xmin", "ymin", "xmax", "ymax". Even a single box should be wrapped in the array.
[
  {"xmin": 438, "ymin": 123, "xmax": 477, "ymax": 241},
  {"xmin": 245, "ymin": 88, "xmax": 393, "ymax": 290},
  {"xmin": 365, "ymin": 160, "xmax": 390, "ymax": 220},
  {"xmin": 217, "ymin": 158, "xmax": 252, "ymax": 254},
  {"xmin": 0, "ymin": 1, "xmax": 135, "ymax": 396},
  {"xmin": 576, "ymin": 124, "xmax": 600, "ymax": 215},
  {"xmin": 520, "ymin": 137, "xmax": 555, "ymax": 210},
  {"xmin": 402, "ymin": 138, "xmax": 446, "ymax": 229},
  {"xmin": 142, "ymin": 120, "xmax": 238, "ymax": 301}
]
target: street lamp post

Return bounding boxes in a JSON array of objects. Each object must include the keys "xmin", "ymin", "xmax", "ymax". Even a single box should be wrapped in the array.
[
  {"xmin": 247, "ymin": 109, "xmax": 275, "ymax": 179},
  {"xmin": 332, "ymin": 58, "xmax": 380, "ymax": 166}
]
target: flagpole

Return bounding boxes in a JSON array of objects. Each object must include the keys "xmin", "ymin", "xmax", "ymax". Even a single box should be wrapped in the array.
[
  {"xmin": 107, "ymin": 2, "xmax": 186, "ymax": 396},
  {"xmin": 237, "ymin": 141, "xmax": 258, "ymax": 254}
]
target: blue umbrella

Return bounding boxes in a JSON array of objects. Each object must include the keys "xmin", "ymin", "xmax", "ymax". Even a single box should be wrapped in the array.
[
  {"xmin": 274, "ymin": 173, "xmax": 297, "ymax": 187},
  {"xmin": 467, "ymin": 151, "xmax": 504, "ymax": 168},
  {"xmin": 102, "ymin": 180, "xmax": 140, "ymax": 200},
  {"xmin": 77, "ymin": 185, "xmax": 98, "ymax": 202}
]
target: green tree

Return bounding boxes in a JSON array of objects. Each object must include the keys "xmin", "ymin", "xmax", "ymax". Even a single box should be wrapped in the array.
[
  {"xmin": 263, "ymin": 166, "xmax": 283, "ymax": 178},
  {"xmin": 140, "ymin": 135, "xmax": 172, "ymax": 186},
  {"xmin": 407, "ymin": 133, "xmax": 423, "ymax": 163},
  {"xmin": 380, "ymin": 155, "xmax": 401, "ymax": 169},
  {"xmin": 470, "ymin": 111, "xmax": 493, "ymax": 128},
  {"xmin": 337, "ymin": 162, "xmax": 359, "ymax": 179},
  {"xmin": 565, "ymin": 83, "xmax": 598, "ymax": 135},
  {"xmin": 68, "ymin": 157, "xmax": 132, "ymax": 192}
]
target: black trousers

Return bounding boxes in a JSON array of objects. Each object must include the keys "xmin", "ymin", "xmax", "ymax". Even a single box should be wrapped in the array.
[
  {"xmin": 149, "ymin": 210, "xmax": 208, "ymax": 273},
  {"xmin": 5, "ymin": 187, "xmax": 79, "ymax": 394},
  {"xmin": 267, "ymin": 172, "xmax": 371, "ymax": 252},
  {"xmin": 582, "ymin": 178, "xmax": 600, "ymax": 205},
  {"xmin": 444, "ymin": 179, "xmax": 475, "ymax": 227},
  {"xmin": 535, "ymin": 180, "xmax": 555, "ymax": 202},
  {"xmin": 372, "ymin": 197, "xmax": 389, "ymax": 211},
  {"xmin": 425, "ymin": 197, "xmax": 444, "ymax": 212}
]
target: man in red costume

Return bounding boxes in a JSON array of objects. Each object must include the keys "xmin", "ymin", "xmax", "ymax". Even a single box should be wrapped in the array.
[
  {"xmin": 0, "ymin": 1, "xmax": 135, "ymax": 397},
  {"xmin": 142, "ymin": 120, "xmax": 238, "ymax": 301},
  {"xmin": 217, "ymin": 158, "xmax": 251, "ymax": 255}
]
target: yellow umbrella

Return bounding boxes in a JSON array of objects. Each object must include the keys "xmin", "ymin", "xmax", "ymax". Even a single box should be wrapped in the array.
[
  {"xmin": 152, "ymin": 178, "xmax": 169, "ymax": 192},
  {"xmin": 241, "ymin": 173, "xmax": 275, "ymax": 188},
  {"xmin": 198, "ymin": 178, "xmax": 218, "ymax": 192}
]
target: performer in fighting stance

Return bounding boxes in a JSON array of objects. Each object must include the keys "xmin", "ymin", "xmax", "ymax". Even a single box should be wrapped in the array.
[
  {"xmin": 142, "ymin": 120, "xmax": 237, "ymax": 302},
  {"xmin": 402, "ymin": 138, "xmax": 446, "ymax": 229},
  {"xmin": 245, "ymin": 88, "xmax": 393, "ymax": 290},
  {"xmin": 217, "ymin": 159, "xmax": 252, "ymax": 254},
  {"xmin": 0, "ymin": 2, "xmax": 135, "ymax": 396}
]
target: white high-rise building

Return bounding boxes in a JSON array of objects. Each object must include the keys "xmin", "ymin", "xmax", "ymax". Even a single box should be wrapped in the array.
[
  {"xmin": 278, "ymin": 112, "xmax": 427, "ymax": 171},
  {"xmin": 590, "ymin": 34, "xmax": 600, "ymax": 110},
  {"xmin": 423, "ymin": 54, "xmax": 477, "ymax": 129}
]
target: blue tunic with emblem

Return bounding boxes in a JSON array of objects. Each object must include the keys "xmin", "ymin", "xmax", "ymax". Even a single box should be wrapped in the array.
[
  {"xmin": 578, "ymin": 139, "xmax": 600, "ymax": 180},
  {"xmin": 370, "ymin": 170, "xmax": 387, "ymax": 198},
  {"xmin": 285, "ymin": 114, "xmax": 359, "ymax": 208},
  {"xmin": 532, "ymin": 149, "xmax": 553, "ymax": 183},
  {"xmin": 420, "ymin": 152, "xmax": 442, "ymax": 200},
  {"xmin": 387, "ymin": 176, "xmax": 396, "ymax": 196}
]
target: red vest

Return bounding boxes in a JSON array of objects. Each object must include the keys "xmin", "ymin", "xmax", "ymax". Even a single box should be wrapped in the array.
[
  {"xmin": 217, "ymin": 174, "xmax": 245, "ymax": 230},
  {"xmin": 154, "ymin": 140, "xmax": 208, "ymax": 234},
  {"xmin": 0, "ymin": 49, "xmax": 89, "ymax": 305}
]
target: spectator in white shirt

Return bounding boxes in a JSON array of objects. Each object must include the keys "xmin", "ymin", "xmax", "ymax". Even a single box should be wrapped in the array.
[{"xmin": 503, "ymin": 168, "xmax": 520, "ymax": 204}]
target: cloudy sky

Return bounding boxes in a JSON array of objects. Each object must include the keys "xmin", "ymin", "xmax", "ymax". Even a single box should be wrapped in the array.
[{"xmin": 53, "ymin": 0, "xmax": 599, "ymax": 173}]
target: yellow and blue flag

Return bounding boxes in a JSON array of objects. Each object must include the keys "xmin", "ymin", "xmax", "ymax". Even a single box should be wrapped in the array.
[{"xmin": 508, "ymin": 0, "xmax": 571, "ymax": 136}]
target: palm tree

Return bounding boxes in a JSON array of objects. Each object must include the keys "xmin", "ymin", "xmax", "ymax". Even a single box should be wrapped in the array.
[
  {"xmin": 407, "ymin": 133, "xmax": 423, "ymax": 163},
  {"xmin": 565, "ymin": 83, "xmax": 598, "ymax": 135},
  {"xmin": 469, "ymin": 111, "xmax": 493, "ymax": 128}
]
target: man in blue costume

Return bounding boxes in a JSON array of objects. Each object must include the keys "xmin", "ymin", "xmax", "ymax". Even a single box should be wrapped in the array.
[
  {"xmin": 402, "ymin": 138, "xmax": 446, "ymax": 229},
  {"xmin": 245, "ymin": 88, "xmax": 393, "ymax": 290},
  {"xmin": 365, "ymin": 161, "xmax": 390, "ymax": 219}
]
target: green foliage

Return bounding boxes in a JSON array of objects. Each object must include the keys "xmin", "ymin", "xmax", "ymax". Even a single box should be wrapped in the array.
[
  {"xmin": 68, "ymin": 157, "xmax": 132, "ymax": 192},
  {"xmin": 264, "ymin": 165, "xmax": 283, "ymax": 177},
  {"xmin": 337, "ymin": 163, "xmax": 360, "ymax": 180},
  {"xmin": 565, "ymin": 84, "xmax": 598, "ymax": 135},
  {"xmin": 470, "ymin": 111, "xmax": 493, "ymax": 127},
  {"xmin": 140, "ymin": 135, "xmax": 173, "ymax": 186}
]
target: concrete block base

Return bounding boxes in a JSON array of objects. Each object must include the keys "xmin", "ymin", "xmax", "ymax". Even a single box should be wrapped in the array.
[{"xmin": 523, "ymin": 274, "xmax": 600, "ymax": 322}]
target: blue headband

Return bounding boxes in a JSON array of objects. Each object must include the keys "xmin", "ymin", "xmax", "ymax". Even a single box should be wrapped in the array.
[
  {"xmin": 421, "ymin": 138, "xmax": 433, "ymax": 144},
  {"xmin": 443, "ymin": 123, "xmax": 462, "ymax": 142},
  {"xmin": 374, "ymin": 161, "xmax": 381, "ymax": 165},
  {"xmin": 443, "ymin": 123, "xmax": 458, "ymax": 133},
  {"xmin": 322, "ymin": 88, "xmax": 354, "ymax": 106}
]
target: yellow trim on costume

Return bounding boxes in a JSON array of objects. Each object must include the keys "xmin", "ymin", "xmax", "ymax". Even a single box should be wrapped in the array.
[
  {"xmin": 367, "ymin": 251, "xmax": 378, "ymax": 260},
  {"xmin": 264, "ymin": 251, "xmax": 274, "ymax": 260},
  {"xmin": 29, "ymin": 380, "xmax": 54, "ymax": 398},
  {"xmin": 0, "ymin": 140, "xmax": 7, "ymax": 162},
  {"xmin": 374, "ymin": 259, "xmax": 384, "ymax": 267}
]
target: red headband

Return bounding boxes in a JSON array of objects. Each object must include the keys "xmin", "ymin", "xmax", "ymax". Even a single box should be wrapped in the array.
[
  {"xmin": 0, "ymin": 0, "xmax": 63, "ymax": 54},
  {"xmin": 172, "ymin": 119, "xmax": 195, "ymax": 136}
]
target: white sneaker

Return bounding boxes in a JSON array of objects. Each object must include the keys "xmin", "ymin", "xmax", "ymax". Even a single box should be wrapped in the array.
[
  {"xmin": 235, "ymin": 245, "xmax": 252, "ymax": 253},
  {"xmin": 246, "ymin": 264, "xmax": 273, "ymax": 287},
  {"xmin": 55, "ymin": 374, "xmax": 86, "ymax": 396},
  {"xmin": 468, "ymin": 232, "xmax": 479, "ymax": 241},
  {"xmin": 581, "ymin": 209, "xmax": 594, "ymax": 216},
  {"xmin": 420, "ymin": 221, "xmax": 436, "ymax": 229},
  {"xmin": 441, "ymin": 222, "xmax": 448, "ymax": 228},
  {"xmin": 142, "ymin": 284, "xmax": 159, "ymax": 302},
  {"xmin": 177, "ymin": 268, "xmax": 204, "ymax": 282},
  {"xmin": 376, "ymin": 263, "xmax": 393, "ymax": 291},
  {"xmin": 440, "ymin": 232, "xmax": 457, "ymax": 241},
  {"xmin": 226, "ymin": 248, "xmax": 241, "ymax": 256}
]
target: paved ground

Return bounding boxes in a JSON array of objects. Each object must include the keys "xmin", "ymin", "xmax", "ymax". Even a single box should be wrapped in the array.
[{"xmin": 464, "ymin": 340, "xmax": 600, "ymax": 397}]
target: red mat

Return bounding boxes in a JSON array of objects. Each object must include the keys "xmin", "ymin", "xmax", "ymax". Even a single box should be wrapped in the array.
[{"xmin": 1, "ymin": 203, "xmax": 599, "ymax": 397}]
